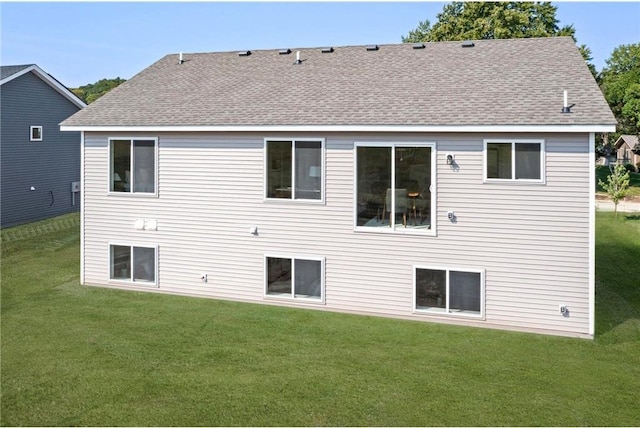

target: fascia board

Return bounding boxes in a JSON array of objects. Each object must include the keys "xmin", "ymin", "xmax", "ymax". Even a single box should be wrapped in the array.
[
  {"xmin": 0, "ymin": 65, "xmax": 35, "ymax": 86},
  {"xmin": 60, "ymin": 124, "xmax": 617, "ymax": 133},
  {"xmin": 1, "ymin": 65, "xmax": 87, "ymax": 109}
]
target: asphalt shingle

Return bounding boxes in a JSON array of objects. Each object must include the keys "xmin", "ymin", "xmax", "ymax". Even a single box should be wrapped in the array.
[
  {"xmin": 61, "ymin": 37, "xmax": 616, "ymax": 128},
  {"xmin": 0, "ymin": 64, "xmax": 34, "ymax": 81}
]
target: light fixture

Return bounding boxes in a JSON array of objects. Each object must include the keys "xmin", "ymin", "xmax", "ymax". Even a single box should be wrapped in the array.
[
  {"xmin": 113, "ymin": 172, "xmax": 122, "ymax": 182},
  {"xmin": 446, "ymin": 154, "xmax": 454, "ymax": 165}
]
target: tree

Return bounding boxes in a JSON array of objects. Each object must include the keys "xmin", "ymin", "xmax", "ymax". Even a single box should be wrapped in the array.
[
  {"xmin": 599, "ymin": 43, "xmax": 640, "ymax": 147},
  {"xmin": 402, "ymin": 2, "xmax": 596, "ymax": 77},
  {"xmin": 598, "ymin": 164, "xmax": 630, "ymax": 218},
  {"xmin": 71, "ymin": 78, "xmax": 126, "ymax": 104}
]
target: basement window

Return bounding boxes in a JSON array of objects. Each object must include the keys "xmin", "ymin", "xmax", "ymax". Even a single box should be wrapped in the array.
[
  {"xmin": 110, "ymin": 244, "xmax": 157, "ymax": 286},
  {"xmin": 265, "ymin": 256, "xmax": 324, "ymax": 302},
  {"xmin": 414, "ymin": 266, "xmax": 484, "ymax": 317}
]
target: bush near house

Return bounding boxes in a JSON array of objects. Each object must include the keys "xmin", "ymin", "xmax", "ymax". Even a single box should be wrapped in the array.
[{"xmin": 1, "ymin": 213, "xmax": 639, "ymax": 426}]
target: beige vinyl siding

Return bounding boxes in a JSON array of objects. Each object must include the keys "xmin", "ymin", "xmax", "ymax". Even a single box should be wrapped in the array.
[{"xmin": 82, "ymin": 132, "xmax": 592, "ymax": 337}]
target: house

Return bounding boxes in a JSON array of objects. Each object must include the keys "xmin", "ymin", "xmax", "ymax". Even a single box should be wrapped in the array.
[
  {"xmin": 614, "ymin": 134, "xmax": 640, "ymax": 167},
  {"xmin": 1, "ymin": 64, "xmax": 86, "ymax": 228},
  {"xmin": 60, "ymin": 37, "xmax": 616, "ymax": 338}
]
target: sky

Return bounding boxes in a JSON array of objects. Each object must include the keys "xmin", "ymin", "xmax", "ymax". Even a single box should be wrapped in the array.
[{"xmin": 1, "ymin": 1, "xmax": 639, "ymax": 89}]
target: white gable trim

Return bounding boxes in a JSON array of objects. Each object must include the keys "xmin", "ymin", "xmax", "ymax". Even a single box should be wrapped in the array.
[
  {"xmin": 1, "ymin": 65, "xmax": 86, "ymax": 109},
  {"xmin": 60, "ymin": 124, "xmax": 616, "ymax": 133}
]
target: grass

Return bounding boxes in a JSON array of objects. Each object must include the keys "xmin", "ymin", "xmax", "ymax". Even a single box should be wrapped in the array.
[
  {"xmin": 596, "ymin": 165, "xmax": 640, "ymax": 198},
  {"xmin": 2, "ymin": 212, "xmax": 639, "ymax": 426}
]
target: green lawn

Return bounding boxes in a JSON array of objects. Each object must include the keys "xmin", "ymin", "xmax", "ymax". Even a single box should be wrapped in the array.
[
  {"xmin": 596, "ymin": 165, "xmax": 640, "ymax": 198},
  {"xmin": 2, "ymin": 212, "xmax": 639, "ymax": 426}
]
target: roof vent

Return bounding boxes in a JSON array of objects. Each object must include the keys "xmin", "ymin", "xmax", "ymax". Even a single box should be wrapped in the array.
[
  {"xmin": 238, "ymin": 50, "xmax": 251, "ymax": 57},
  {"xmin": 412, "ymin": 43, "xmax": 425, "ymax": 49},
  {"xmin": 366, "ymin": 45, "xmax": 379, "ymax": 51},
  {"xmin": 561, "ymin": 90, "xmax": 575, "ymax": 113},
  {"xmin": 321, "ymin": 47, "xmax": 334, "ymax": 53},
  {"xmin": 295, "ymin": 51, "xmax": 302, "ymax": 65},
  {"xmin": 461, "ymin": 41, "xmax": 475, "ymax": 48},
  {"xmin": 178, "ymin": 52, "xmax": 185, "ymax": 64},
  {"xmin": 279, "ymin": 49, "xmax": 291, "ymax": 55}
]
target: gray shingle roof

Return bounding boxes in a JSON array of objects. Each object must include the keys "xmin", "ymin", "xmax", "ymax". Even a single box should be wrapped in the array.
[
  {"xmin": 62, "ymin": 37, "xmax": 615, "ymax": 128},
  {"xmin": 0, "ymin": 64, "xmax": 34, "ymax": 81}
]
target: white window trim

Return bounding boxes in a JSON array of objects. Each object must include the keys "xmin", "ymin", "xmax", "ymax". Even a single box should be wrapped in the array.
[
  {"xmin": 353, "ymin": 141, "xmax": 437, "ymax": 235},
  {"xmin": 263, "ymin": 138, "xmax": 325, "ymax": 204},
  {"xmin": 263, "ymin": 254, "xmax": 325, "ymax": 304},
  {"xmin": 108, "ymin": 242, "xmax": 159, "ymax": 288},
  {"xmin": 108, "ymin": 137, "xmax": 159, "ymax": 197},
  {"xmin": 483, "ymin": 138, "xmax": 545, "ymax": 184},
  {"xmin": 30, "ymin": 126, "xmax": 43, "ymax": 141},
  {"xmin": 413, "ymin": 265, "xmax": 485, "ymax": 319}
]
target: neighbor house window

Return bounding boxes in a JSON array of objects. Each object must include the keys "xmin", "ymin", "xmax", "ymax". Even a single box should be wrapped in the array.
[
  {"xmin": 109, "ymin": 138, "xmax": 157, "ymax": 194},
  {"xmin": 355, "ymin": 142, "xmax": 435, "ymax": 232},
  {"xmin": 265, "ymin": 139, "xmax": 323, "ymax": 201},
  {"xmin": 485, "ymin": 139, "xmax": 544, "ymax": 181},
  {"xmin": 110, "ymin": 244, "xmax": 157, "ymax": 285},
  {"xmin": 265, "ymin": 256, "xmax": 324, "ymax": 301},
  {"xmin": 30, "ymin": 126, "xmax": 43, "ymax": 141},
  {"xmin": 415, "ymin": 267, "xmax": 484, "ymax": 317}
]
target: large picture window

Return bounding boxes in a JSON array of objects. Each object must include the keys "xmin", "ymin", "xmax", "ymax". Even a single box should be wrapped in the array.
[
  {"xmin": 414, "ymin": 267, "xmax": 483, "ymax": 317},
  {"xmin": 265, "ymin": 139, "xmax": 323, "ymax": 201},
  {"xmin": 485, "ymin": 140, "xmax": 544, "ymax": 181},
  {"xmin": 110, "ymin": 244, "xmax": 157, "ymax": 285},
  {"xmin": 110, "ymin": 138, "xmax": 157, "ymax": 194},
  {"xmin": 356, "ymin": 143, "xmax": 434, "ymax": 231},
  {"xmin": 265, "ymin": 256, "xmax": 323, "ymax": 301}
]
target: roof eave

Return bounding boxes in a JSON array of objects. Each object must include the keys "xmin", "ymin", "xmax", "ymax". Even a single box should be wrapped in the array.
[
  {"xmin": 60, "ymin": 124, "xmax": 617, "ymax": 133},
  {"xmin": 1, "ymin": 65, "xmax": 87, "ymax": 109}
]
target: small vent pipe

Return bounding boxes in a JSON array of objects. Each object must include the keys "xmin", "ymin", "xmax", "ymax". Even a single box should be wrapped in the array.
[
  {"xmin": 562, "ymin": 90, "xmax": 575, "ymax": 113},
  {"xmin": 296, "ymin": 51, "xmax": 301, "ymax": 64}
]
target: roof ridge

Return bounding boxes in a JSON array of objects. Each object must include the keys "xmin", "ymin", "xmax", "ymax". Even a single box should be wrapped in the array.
[{"xmin": 166, "ymin": 36, "xmax": 577, "ymax": 56}]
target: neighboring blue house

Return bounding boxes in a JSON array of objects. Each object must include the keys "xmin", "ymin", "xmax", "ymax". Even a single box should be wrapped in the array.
[{"xmin": 1, "ymin": 64, "xmax": 86, "ymax": 228}]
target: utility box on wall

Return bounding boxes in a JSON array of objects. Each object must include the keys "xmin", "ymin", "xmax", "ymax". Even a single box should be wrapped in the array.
[{"xmin": 71, "ymin": 181, "xmax": 80, "ymax": 192}]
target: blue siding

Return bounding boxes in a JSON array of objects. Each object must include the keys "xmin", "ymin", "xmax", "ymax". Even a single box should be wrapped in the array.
[{"xmin": 1, "ymin": 71, "xmax": 82, "ymax": 228}]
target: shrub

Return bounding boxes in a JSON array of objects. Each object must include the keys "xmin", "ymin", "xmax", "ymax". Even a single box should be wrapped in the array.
[{"xmin": 623, "ymin": 163, "xmax": 638, "ymax": 173}]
